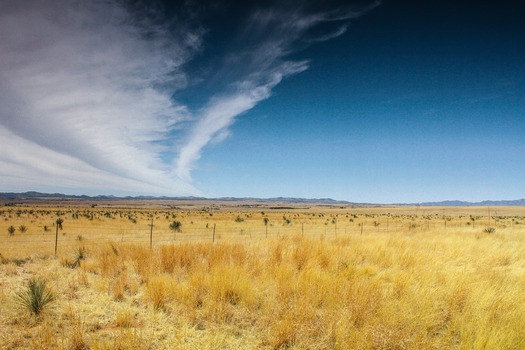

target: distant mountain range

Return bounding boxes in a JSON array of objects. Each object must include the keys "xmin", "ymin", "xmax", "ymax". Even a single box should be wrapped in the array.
[
  {"xmin": 0, "ymin": 191, "xmax": 353, "ymax": 205},
  {"xmin": 0, "ymin": 191, "xmax": 524, "ymax": 206},
  {"xmin": 416, "ymin": 199, "xmax": 525, "ymax": 206}
]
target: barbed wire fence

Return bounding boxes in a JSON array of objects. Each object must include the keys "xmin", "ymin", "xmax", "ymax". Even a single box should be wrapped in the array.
[
  {"xmin": 1, "ymin": 221, "xmax": 335, "ymax": 257},
  {"xmin": 3, "ymin": 215, "xmax": 519, "ymax": 260}
]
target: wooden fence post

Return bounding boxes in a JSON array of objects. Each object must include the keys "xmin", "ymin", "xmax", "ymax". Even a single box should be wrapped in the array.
[
  {"xmin": 54, "ymin": 218, "xmax": 63, "ymax": 257},
  {"xmin": 149, "ymin": 218, "xmax": 153, "ymax": 249},
  {"xmin": 54, "ymin": 221, "xmax": 59, "ymax": 257}
]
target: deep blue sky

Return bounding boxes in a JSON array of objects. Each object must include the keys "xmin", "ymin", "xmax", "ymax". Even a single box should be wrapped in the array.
[
  {"xmin": 1, "ymin": 0, "xmax": 524, "ymax": 203},
  {"xmin": 189, "ymin": 0, "xmax": 525, "ymax": 202}
]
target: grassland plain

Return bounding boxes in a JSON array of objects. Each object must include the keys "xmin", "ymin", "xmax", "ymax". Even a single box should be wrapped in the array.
[{"xmin": 0, "ymin": 202, "xmax": 524, "ymax": 349}]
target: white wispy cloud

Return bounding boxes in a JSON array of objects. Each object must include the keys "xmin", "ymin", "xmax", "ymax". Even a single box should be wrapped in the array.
[
  {"xmin": 0, "ymin": 0, "xmax": 378, "ymax": 195},
  {"xmin": 173, "ymin": 1, "xmax": 380, "ymax": 183},
  {"xmin": 174, "ymin": 64, "xmax": 308, "ymax": 181},
  {"xmin": 0, "ymin": 0, "xmax": 201, "ymax": 195}
]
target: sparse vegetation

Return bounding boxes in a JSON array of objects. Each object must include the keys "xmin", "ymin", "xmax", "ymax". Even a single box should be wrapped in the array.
[{"xmin": 0, "ymin": 204, "xmax": 524, "ymax": 349}]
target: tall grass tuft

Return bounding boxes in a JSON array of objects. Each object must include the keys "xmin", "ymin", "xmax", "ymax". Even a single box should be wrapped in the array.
[{"xmin": 15, "ymin": 278, "xmax": 56, "ymax": 316}]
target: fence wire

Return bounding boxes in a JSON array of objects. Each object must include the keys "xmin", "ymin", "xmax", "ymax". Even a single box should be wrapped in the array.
[{"xmin": 1, "ymin": 212, "xmax": 520, "ymax": 259}]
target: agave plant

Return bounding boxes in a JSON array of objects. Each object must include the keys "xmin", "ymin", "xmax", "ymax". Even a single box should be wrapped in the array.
[{"xmin": 15, "ymin": 278, "xmax": 55, "ymax": 316}]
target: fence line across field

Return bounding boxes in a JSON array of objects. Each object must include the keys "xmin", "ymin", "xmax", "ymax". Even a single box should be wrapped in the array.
[{"xmin": 2, "ymin": 215, "xmax": 517, "ymax": 259}]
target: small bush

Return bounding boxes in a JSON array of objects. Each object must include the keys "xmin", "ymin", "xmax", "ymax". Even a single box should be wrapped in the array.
[
  {"xmin": 483, "ymin": 227, "xmax": 496, "ymax": 234},
  {"xmin": 18, "ymin": 225, "xmax": 28, "ymax": 233},
  {"xmin": 8, "ymin": 225, "xmax": 15, "ymax": 235},
  {"xmin": 15, "ymin": 278, "xmax": 56, "ymax": 316}
]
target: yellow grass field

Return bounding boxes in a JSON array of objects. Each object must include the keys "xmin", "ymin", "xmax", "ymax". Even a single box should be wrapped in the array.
[{"xmin": 1, "ymin": 202, "xmax": 524, "ymax": 349}]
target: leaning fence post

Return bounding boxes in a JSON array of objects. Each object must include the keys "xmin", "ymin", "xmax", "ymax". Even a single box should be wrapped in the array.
[{"xmin": 212, "ymin": 224, "xmax": 216, "ymax": 243}]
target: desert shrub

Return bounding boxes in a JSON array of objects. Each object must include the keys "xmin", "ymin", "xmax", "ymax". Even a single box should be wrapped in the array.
[
  {"xmin": 15, "ymin": 278, "xmax": 56, "ymax": 316},
  {"xmin": 483, "ymin": 227, "xmax": 496, "ymax": 233},
  {"xmin": 7, "ymin": 225, "xmax": 15, "ymax": 235},
  {"xmin": 169, "ymin": 220, "xmax": 182, "ymax": 232},
  {"xmin": 18, "ymin": 225, "xmax": 27, "ymax": 233}
]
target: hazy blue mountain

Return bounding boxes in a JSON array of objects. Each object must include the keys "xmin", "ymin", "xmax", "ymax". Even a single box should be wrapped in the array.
[{"xmin": 1, "ymin": 192, "xmax": 524, "ymax": 206}]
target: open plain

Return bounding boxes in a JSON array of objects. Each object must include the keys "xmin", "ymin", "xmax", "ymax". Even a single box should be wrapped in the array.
[{"xmin": 1, "ymin": 200, "xmax": 524, "ymax": 349}]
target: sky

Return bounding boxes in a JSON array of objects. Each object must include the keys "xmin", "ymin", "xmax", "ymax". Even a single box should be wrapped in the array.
[{"xmin": 0, "ymin": 0, "xmax": 524, "ymax": 203}]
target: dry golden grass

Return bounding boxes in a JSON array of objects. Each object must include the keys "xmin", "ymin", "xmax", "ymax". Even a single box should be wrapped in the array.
[{"xmin": 1, "ymin": 204, "xmax": 524, "ymax": 349}]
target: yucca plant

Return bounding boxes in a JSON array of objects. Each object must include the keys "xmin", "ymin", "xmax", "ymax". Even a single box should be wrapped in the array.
[
  {"xmin": 169, "ymin": 220, "xmax": 182, "ymax": 232},
  {"xmin": 15, "ymin": 278, "xmax": 55, "ymax": 316},
  {"xmin": 63, "ymin": 246, "xmax": 86, "ymax": 269},
  {"xmin": 483, "ymin": 227, "xmax": 496, "ymax": 234}
]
